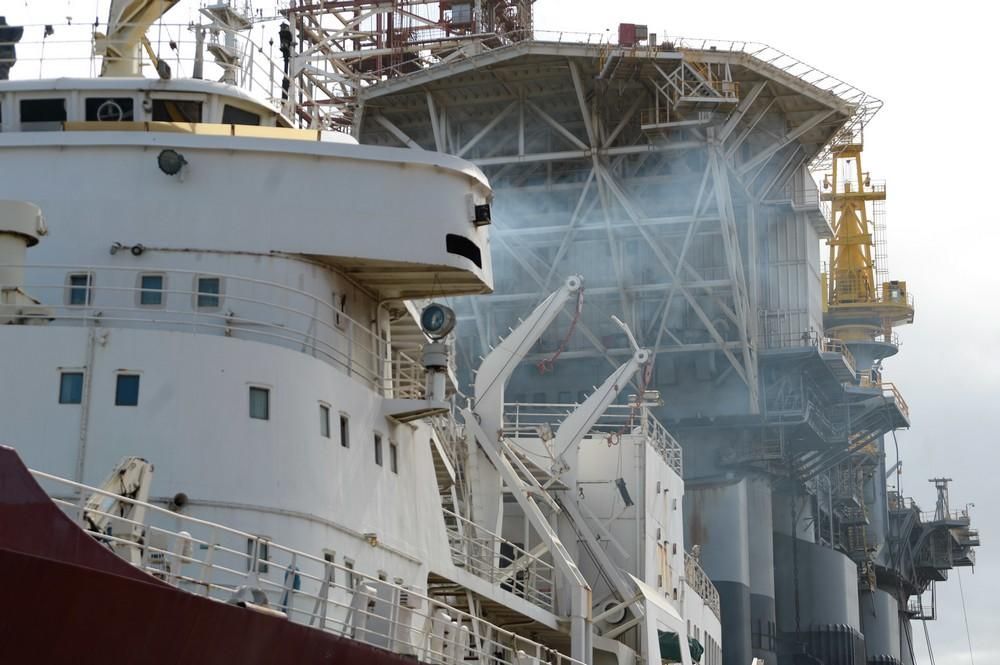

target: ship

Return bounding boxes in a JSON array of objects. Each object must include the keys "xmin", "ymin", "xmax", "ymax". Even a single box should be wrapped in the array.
[{"xmin": 0, "ymin": 2, "xmax": 980, "ymax": 665}]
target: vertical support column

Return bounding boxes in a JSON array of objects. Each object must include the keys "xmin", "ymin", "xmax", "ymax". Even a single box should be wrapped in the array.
[
  {"xmin": 746, "ymin": 476, "xmax": 776, "ymax": 665},
  {"xmin": 860, "ymin": 588, "xmax": 902, "ymax": 664},
  {"xmin": 685, "ymin": 478, "xmax": 751, "ymax": 665}
]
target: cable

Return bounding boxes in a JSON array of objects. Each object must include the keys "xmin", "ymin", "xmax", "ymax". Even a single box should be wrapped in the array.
[
  {"xmin": 903, "ymin": 618, "xmax": 917, "ymax": 665},
  {"xmin": 891, "ymin": 428, "xmax": 902, "ymax": 497},
  {"xmin": 957, "ymin": 568, "xmax": 976, "ymax": 665},
  {"xmin": 921, "ymin": 619, "xmax": 936, "ymax": 665}
]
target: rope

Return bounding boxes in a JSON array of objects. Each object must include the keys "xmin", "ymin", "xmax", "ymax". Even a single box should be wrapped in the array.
[
  {"xmin": 957, "ymin": 568, "xmax": 976, "ymax": 665},
  {"xmin": 921, "ymin": 618, "xmax": 937, "ymax": 665},
  {"xmin": 536, "ymin": 286, "xmax": 583, "ymax": 374}
]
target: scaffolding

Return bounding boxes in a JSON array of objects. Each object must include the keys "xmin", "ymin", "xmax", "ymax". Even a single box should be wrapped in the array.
[{"xmin": 280, "ymin": 1, "xmax": 533, "ymax": 128}]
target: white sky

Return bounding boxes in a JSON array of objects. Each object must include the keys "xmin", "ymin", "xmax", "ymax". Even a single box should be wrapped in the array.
[{"xmin": 2, "ymin": 1, "xmax": 994, "ymax": 663}]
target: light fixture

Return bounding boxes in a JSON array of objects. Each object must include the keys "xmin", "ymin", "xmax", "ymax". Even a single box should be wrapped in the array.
[
  {"xmin": 157, "ymin": 149, "xmax": 187, "ymax": 176},
  {"xmin": 473, "ymin": 203, "xmax": 491, "ymax": 226},
  {"xmin": 420, "ymin": 303, "xmax": 456, "ymax": 340}
]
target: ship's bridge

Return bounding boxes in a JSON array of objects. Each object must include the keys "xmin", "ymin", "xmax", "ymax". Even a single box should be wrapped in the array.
[{"xmin": 0, "ymin": 76, "xmax": 495, "ymax": 300}]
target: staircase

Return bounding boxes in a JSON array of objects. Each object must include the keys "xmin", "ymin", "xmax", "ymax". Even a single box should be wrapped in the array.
[{"xmin": 429, "ymin": 412, "xmax": 470, "ymax": 526}]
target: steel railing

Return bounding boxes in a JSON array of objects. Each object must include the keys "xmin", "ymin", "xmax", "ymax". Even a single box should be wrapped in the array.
[
  {"xmin": 1, "ymin": 264, "xmax": 428, "ymax": 400},
  {"xmin": 684, "ymin": 553, "xmax": 720, "ymax": 620},
  {"xmin": 441, "ymin": 508, "xmax": 555, "ymax": 612},
  {"xmin": 503, "ymin": 402, "xmax": 682, "ymax": 475},
  {"xmin": 919, "ymin": 508, "xmax": 971, "ymax": 525},
  {"xmin": 760, "ymin": 329, "xmax": 858, "ymax": 378},
  {"xmin": 4, "ymin": 21, "xmax": 285, "ymax": 111},
  {"xmin": 31, "ymin": 467, "xmax": 582, "ymax": 665},
  {"xmin": 857, "ymin": 376, "xmax": 909, "ymax": 421}
]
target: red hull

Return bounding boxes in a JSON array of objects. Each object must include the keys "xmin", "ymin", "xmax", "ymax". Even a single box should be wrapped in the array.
[{"xmin": 0, "ymin": 446, "xmax": 416, "ymax": 665}]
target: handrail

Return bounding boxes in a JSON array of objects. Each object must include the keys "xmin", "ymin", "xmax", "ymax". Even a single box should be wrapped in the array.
[
  {"xmin": 1, "ymin": 264, "xmax": 427, "ymax": 400},
  {"xmin": 920, "ymin": 509, "xmax": 971, "ymax": 525},
  {"xmin": 857, "ymin": 376, "xmax": 909, "ymax": 421},
  {"xmin": 503, "ymin": 402, "xmax": 682, "ymax": 475},
  {"xmin": 759, "ymin": 329, "xmax": 857, "ymax": 377},
  {"xmin": 31, "ymin": 467, "xmax": 583, "ymax": 665},
  {"xmin": 4, "ymin": 21, "xmax": 284, "ymax": 111},
  {"xmin": 441, "ymin": 508, "xmax": 555, "ymax": 612},
  {"xmin": 360, "ymin": 28, "xmax": 876, "ymax": 171},
  {"xmin": 684, "ymin": 553, "xmax": 721, "ymax": 620}
]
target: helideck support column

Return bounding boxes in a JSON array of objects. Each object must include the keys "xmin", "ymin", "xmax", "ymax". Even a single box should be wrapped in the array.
[
  {"xmin": 747, "ymin": 476, "xmax": 777, "ymax": 665},
  {"xmin": 685, "ymin": 477, "xmax": 751, "ymax": 665}
]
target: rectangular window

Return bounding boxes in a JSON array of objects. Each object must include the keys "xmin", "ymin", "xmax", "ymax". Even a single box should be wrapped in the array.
[
  {"xmin": 249, "ymin": 387, "xmax": 270, "ymax": 420},
  {"xmin": 138, "ymin": 273, "xmax": 164, "ymax": 306},
  {"xmin": 67, "ymin": 272, "xmax": 93, "ymax": 306},
  {"xmin": 58, "ymin": 371, "xmax": 84, "ymax": 404},
  {"xmin": 20, "ymin": 98, "xmax": 66, "ymax": 130},
  {"xmin": 152, "ymin": 99, "xmax": 203, "ymax": 123},
  {"xmin": 246, "ymin": 538, "xmax": 269, "ymax": 573},
  {"xmin": 85, "ymin": 97, "xmax": 134, "ymax": 122},
  {"xmin": 319, "ymin": 403, "xmax": 330, "ymax": 438},
  {"xmin": 344, "ymin": 558, "xmax": 356, "ymax": 589},
  {"xmin": 389, "ymin": 442, "xmax": 398, "ymax": 474},
  {"xmin": 115, "ymin": 374, "xmax": 140, "ymax": 406},
  {"xmin": 332, "ymin": 292, "xmax": 347, "ymax": 329},
  {"xmin": 339, "ymin": 414, "xmax": 349, "ymax": 448},
  {"xmin": 222, "ymin": 104, "xmax": 261, "ymax": 126},
  {"xmin": 374, "ymin": 433, "xmax": 383, "ymax": 466},
  {"xmin": 196, "ymin": 276, "xmax": 222, "ymax": 309},
  {"xmin": 322, "ymin": 551, "xmax": 336, "ymax": 584}
]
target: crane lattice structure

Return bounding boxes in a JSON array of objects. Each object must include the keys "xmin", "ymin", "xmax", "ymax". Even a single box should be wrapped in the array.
[{"xmin": 280, "ymin": 1, "xmax": 533, "ymax": 129}]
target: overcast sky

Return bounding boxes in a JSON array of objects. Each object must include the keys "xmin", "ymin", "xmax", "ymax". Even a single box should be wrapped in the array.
[{"xmin": 3, "ymin": 1, "xmax": 993, "ymax": 663}]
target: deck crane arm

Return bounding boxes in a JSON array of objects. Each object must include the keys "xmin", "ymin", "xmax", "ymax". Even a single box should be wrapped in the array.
[
  {"xmin": 95, "ymin": 0, "xmax": 182, "ymax": 77},
  {"xmin": 552, "ymin": 315, "xmax": 650, "ymax": 468},
  {"xmin": 83, "ymin": 456, "xmax": 154, "ymax": 565}
]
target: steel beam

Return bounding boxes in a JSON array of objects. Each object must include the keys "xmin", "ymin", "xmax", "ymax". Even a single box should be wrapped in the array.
[{"xmin": 373, "ymin": 113, "xmax": 424, "ymax": 150}]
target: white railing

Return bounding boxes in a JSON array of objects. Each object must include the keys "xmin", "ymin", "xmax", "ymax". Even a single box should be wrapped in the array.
[
  {"xmin": 684, "ymin": 553, "xmax": 721, "ymax": 620},
  {"xmin": 4, "ymin": 21, "xmax": 285, "ymax": 111},
  {"xmin": 442, "ymin": 508, "xmax": 555, "ymax": 612},
  {"xmin": 1, "ymin": 264, "xmax": 427, "ymax": 400},
  {"xmin": 503, "ymin": 402, "xmax": 682, "ymax": 475},
  {"xmin": 32, "ymin": 467, "xmax": 583, "ymax": 665}
]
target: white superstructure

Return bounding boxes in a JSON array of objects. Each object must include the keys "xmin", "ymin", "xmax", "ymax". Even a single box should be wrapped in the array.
[{"xmin": 0, "ymin": 4, "xmax": 722, "ymax": 664}]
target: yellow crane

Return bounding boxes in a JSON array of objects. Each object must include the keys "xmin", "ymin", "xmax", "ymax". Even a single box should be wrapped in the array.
[{"xmin": 822, "ymin": 137, "xmax": 913, "ymax": 362}]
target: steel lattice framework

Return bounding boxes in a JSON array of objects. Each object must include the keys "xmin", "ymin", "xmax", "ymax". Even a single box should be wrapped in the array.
[
  {"xmin": 346, "ymin": 38, "xmax": 872, "ymax": 415},
  {"xmin": 281, "ymin": 0, "xmax": 534, "ymax": 128}
]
